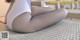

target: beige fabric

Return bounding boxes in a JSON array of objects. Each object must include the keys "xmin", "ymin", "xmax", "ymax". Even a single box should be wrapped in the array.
[{"xmin": 0, "ymin": 23, "xmax": 7, "ymax": 31}]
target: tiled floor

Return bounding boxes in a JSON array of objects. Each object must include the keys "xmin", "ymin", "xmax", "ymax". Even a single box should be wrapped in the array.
[
  {"xmin": 0, "ymin": 18, "xmax": 80, "ymax": 40},
  {"xmin": 66, "ymin": 18, "xmax": 80, "ymax": 22},
  {"xmin": 9, "ymin": 18, "xmax": 80, "ymax": 40},
  {"xmin": 0, "ymin": 18, "xmax": 80, "ymax": 31}
]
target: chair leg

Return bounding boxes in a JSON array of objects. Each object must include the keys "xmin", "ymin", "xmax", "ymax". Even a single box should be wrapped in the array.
[{"xmin": 40, "ymin": 0, "xmax": 48, "ymax": 7}]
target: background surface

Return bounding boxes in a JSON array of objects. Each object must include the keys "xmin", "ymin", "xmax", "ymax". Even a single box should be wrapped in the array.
[{"xmin": 0, "ymin": 0, "xmax": 80, "ymax": 16}]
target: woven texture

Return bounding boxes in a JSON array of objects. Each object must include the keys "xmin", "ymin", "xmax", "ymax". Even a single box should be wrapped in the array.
[{"xmin": 9, "ymin": 19, "xmax": 80, "ymax": 40}]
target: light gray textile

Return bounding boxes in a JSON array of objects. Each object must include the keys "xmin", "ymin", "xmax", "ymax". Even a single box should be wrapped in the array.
[{"xmin": 9, "ymin": 19, "xmax": 80, "ymax": 40}]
